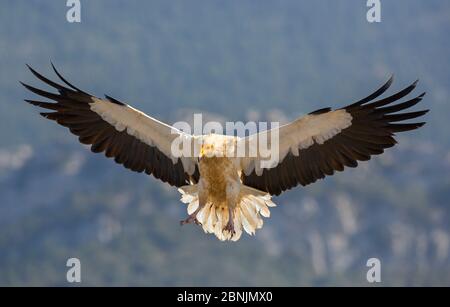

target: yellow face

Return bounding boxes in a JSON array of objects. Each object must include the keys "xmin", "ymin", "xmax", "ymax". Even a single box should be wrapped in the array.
[{"xmin": 200, "ymin": 143, "xmax": 215, "ymax": 158}]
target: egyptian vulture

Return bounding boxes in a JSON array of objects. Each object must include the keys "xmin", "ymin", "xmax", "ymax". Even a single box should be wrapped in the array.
[{"xmin": 22, "ymin": 64, "xmax": 428, "ymax": 241}]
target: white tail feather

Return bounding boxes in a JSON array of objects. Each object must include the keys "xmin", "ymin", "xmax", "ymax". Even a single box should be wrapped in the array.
[{"xmin": 178, "ymin": 185, "xmax": 275, "ymax": 241}]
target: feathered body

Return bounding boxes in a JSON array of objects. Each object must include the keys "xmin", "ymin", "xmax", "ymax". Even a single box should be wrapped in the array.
[{"xmin": 179, "ymin": 134, "xmax": 275, "ymax": 241}]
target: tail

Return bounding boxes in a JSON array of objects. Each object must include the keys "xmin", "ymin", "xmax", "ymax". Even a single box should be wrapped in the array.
[{"xmin": 178, "ymin": 185, "xmax": 276, "ymax": 241}]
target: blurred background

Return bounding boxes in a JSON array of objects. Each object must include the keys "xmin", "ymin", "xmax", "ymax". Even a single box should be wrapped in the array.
[{"xmin": 0, "ymin": 0, "xmax": 449, "ymax": 286}]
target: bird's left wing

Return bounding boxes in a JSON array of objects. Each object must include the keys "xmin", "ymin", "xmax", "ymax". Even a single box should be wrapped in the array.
[
  {"xmin": 240, "ymin": 76, "xmax": 428, "ymax": 195},
  {"xmin": 22, "ymin": 64, "xmax": 199, "ymax": 187}
]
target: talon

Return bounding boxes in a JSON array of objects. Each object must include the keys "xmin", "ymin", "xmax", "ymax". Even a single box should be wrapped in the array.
[
  {"xmin": 180, "ymin": 215, "xmax": 201, "ymax": 226},
  {"xmin": 180, "ymin": 204, "xmax": 204, "ymax": 226},
  {"xmin": 223, "ymin": 207, "xmax": 236, "ymax": 236},
  {"xmin": 223, "ymin": 221, "xmax": 235, "ymax": 235}
]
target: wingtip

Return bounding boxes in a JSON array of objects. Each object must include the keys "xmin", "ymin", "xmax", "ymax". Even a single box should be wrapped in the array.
[
  {"xmin": 49, "ymin": 62, "xmax": 87, "ymax": 94},
  {"xmin": 415, "ymin": 109, "xmax": 430, "ymax": 118},
  {"xmin": 420, "ymin": 109, "xmax": 430, "ymax": 117},
  {"xmin": 50, "ymin": 61, "xmax": 63, "ymax": 79},
  {"xmin": 417, "ymin": 122, "xmax": 426, "ymax": 128},
  {"xmin": 50, "ymin": 61, "xmax": 60, "ymax": 76},
  {"xmin": 25, "ymin": 64, "xmax": 42, "ymax": 77},
  {"xmin": 24, "ymin": 99, "xmax": 37, "ymax": 106},
  {"xmin": 19, "ymin": 81, "xmax": 30, "ymax": 89},
  {"xmin": 387, "ymin": 73, "xmax": 395, "ymax": 84},
  {"xmin": 415, "ymin": 92, "xmax": 426, "ymax": 101},
  {"xmin": 20, "ymin": 81, "xmax": 38, "ymax": 92}
]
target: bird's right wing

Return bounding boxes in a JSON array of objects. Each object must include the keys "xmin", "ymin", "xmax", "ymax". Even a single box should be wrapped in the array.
[{"xmin": 22, "ymin": 64, "xmax": 200, "ymax": 187}]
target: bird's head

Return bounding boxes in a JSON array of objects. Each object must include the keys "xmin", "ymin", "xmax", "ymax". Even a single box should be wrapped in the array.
[
  {"xmin": 198, "ymin": 135, "xmax": 237, "ymax": 160},
  {"xmin": 199, "ymin": 142, "xmax": 216, "ymax": 159}
]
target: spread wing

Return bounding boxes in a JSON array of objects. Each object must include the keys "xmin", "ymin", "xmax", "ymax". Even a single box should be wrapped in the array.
[
  {"xmin": 241, "ymin": 76, "xmax": 429, "ymax": 195},
  {"xmin": 22, "ymin": 64, "xmax": 199, "ymax": 187}
]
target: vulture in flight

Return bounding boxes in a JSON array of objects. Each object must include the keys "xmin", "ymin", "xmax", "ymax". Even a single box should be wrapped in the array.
[{"xmin": 22, "ymin": 64, "xmax": 428, "ymax": 241}]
